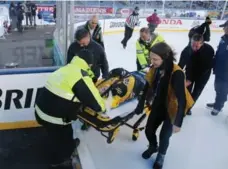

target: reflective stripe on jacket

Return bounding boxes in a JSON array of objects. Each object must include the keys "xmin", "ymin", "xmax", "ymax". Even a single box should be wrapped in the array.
[{"xmin": 35, "ymin": 56, "xmax": 105, "ymax": 125}]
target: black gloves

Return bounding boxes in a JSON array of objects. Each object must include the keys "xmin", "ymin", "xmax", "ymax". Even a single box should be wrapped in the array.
[
  {"xmin": 134, "ymin": 82, "xmax": 149, "ymax": 115},
  {"xmin": 134, "ymin": 101, "xmax": 145, "ymax": 115}
]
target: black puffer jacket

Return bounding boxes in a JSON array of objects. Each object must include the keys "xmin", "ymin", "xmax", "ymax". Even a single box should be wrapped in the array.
[
  {"xmin": 178, "ymin": 43, "xmax": 214, "ymax": 81},
  {"xmin": 67, "ymin": 40, "xmax": 109, "ymax": 81}
]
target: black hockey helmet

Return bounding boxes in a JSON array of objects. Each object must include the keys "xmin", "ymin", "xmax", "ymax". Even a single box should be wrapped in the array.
[{"xmin": 108, "ymin": 68, "xmax": 130, "ymax": 79}]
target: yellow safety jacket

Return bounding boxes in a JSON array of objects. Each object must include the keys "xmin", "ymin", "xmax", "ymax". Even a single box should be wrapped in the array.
[
  {"xmin": 136, "ymin": 34, "xmax": 165, "ymax": 69},
  {"xmin": 35, "ymin": 56, "xmax": 105, "ymax": 125}
]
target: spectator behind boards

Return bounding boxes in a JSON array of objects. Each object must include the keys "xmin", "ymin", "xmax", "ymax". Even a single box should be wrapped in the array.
[
  {"xmin": 67, "ymin": 28, "xmax": 109, "ymax": 83},
  {"xmin": 78, "ymin": 15, "xmax": 105, "ymax": 48}
]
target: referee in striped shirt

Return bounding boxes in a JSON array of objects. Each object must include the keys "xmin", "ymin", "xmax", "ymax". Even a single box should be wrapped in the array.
[{"xmin": 121, "ymin": 6, "xmax": 140, "ymax": 49}]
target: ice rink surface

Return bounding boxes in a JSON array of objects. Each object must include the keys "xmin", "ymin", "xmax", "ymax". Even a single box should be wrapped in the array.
[{"xmin": 75, "ymin": 31, "xmax": 228, "ymax": 169}]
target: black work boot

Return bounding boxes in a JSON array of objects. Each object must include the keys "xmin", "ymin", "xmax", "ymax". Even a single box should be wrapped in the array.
[
  {"xmin": 71, "ymin": 138, "xmax": 80, "ymax": 158},
  {"xmin": 74, "ymin": 138, "xmax": 80, "ymax": 148},
  {"xmin": 49, "ymin": 159, "xmax": 73, "ymax": 169},
  {"xmin": 121, "ymin": 41, "xmax": 126, "ymax": 49},
  {"xmin": 206, "ymin": 103, "xmax": 214, "ymax": 110},
  {"xmin": 211, "ymin": 108, "xmax": 221, "ymax": 116},
  {"xmin": 142, "ymin": 145, "xmax": 158, "ymax": 159},
  {"xmin": 153, "ymin": 153, "xmax": 165, "ymax": 169},
  {"xmin": 186, "ymin": 110, "xmax": 192, "ymax": 115}
]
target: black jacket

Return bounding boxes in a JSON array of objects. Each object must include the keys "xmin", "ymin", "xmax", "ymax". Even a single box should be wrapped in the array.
[
  {"xmin": 67, "ymin": 40, "xmax": 109, "ymax": 80},
  {"xmin": 31, "ymin": 3, "xmax": 37, "ymax": 16},
  {"xmin": 178, "ymin": 43, "xmax": 214, "ymax": 81},
  {"xmin": 83, "ymin": 21, "xmax": 104, "ymax": 48},
  {"xmin": 135, "ymin": 69, "xmax": 186, "ymax": 127},
  {"xmin": 188, "ymin": 22, "xmax": 211, "ymax": 42}
]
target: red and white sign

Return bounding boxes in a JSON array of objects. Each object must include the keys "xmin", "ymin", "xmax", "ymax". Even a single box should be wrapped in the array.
[
  {"xmin": 159, "ymin": 19, "xmax": 183, "ymax": 25},
  {"xmin": 74, "ymin": 7, "xmax": 113, "ymax": 14},
  {"xmin": 37, "ymin": 6, "xmax": 54, "ymax": 12},
  {"xmin": 117, "ymin": 8, "xmax": 133, "ymax": 16}
]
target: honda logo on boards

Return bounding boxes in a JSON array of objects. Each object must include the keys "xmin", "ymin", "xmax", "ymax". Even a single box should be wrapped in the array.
[{"xmin": 159, "ymin": 19, "xmax": 182, "ymax": 25}]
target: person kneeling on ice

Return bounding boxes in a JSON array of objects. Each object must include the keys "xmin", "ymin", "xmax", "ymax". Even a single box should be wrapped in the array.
[
  {"xmin": 134, "ymin": 42, "xmax": 194, "ymax": 169},
  {"xmin": 136, "ymin": 27, "xmax": 164, "ymax": 72},
  {"xmin": 34, "ymin": 50, "xmax": 105, "ymax": 169}
]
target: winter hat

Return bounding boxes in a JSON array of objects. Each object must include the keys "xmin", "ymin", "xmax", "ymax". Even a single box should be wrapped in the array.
[
  {"xmin": 134, "ymin": 6, "xmax": 139, "ymax": 11},
  {"xmin": 77, "ymin": 49, "xmax": 94, "ymax": 65},
  {"xmin": 205, "ymin": 16, "xmax": 212, "ymax": 24},
  {"xmin": 75, "ymin": 28, "xmax": 89, "ymax": 41}
]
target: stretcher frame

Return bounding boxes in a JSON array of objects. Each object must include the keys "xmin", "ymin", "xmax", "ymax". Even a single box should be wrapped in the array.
[{"xmin": 77, "ymin": 73, "xmax": 149, "ymax": 144}]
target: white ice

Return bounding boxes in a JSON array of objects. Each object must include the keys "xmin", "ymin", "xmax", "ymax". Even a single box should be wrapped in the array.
[{"xmin": 74, "ymin": 31, "xmax": 228, "ymax": 169}]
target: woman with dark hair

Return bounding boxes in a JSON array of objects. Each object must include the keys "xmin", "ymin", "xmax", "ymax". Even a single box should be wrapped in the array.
[{"xmin": 134, "ymin": 42, "xmax": 194, "ymax": 169}]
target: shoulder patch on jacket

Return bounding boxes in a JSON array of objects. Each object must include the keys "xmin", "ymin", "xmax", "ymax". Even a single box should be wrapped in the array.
[{"xmin": 81, "ymin": 69, "xmax": 89, "ymax": 77}]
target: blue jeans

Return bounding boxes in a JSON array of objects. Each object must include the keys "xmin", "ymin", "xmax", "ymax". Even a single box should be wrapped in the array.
[{"xmin": 214, "ymin": 77, "xmax": 228, "ymax": 110}]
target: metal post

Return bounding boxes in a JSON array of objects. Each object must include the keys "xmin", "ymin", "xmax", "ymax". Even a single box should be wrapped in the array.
[
  {"xmin": 216, "ymin": 0, "xmax": 219, "ymax": 10},
  {"xmin": 69, "ymin": 0, "xmax": 75, "ymax": 45},
  {"xmin": 162, "ymin": 0, "xmax": 165, "ymax": 14},
  {"xmin": 190, "ymin": 0, "xmax": 193, "ymax": 11},
  {"xmin": 62, "ymin": 1, "xmax": 68, "ymax": 64},
  {"xmin": 221, "ymin": 0, "xmax": 227, "ymax": 20},
  {"xmin": 144, "ymin": 0, "xmax": 147, "ymax": 17}
]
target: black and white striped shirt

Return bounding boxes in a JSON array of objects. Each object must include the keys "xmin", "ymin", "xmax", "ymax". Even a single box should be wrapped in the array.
[{"xmin": 125, "ymin": 13, "xmax": 139, "ymax": 29}]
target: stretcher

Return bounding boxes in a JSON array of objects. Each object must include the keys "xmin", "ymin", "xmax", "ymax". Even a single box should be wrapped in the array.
[{"xmin": 76, "ymin": 68, "xmax": 150, "ymax": 144}]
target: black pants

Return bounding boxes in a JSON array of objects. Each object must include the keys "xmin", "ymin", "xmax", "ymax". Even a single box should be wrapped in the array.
[
  {"xmin": 148, "ymin": 23, "xmax": 158, "ymax": 34},
  {"xmin": 121, "ymin": 25, "xmax": 133, "ymax": 47},
  {"xmin": 45, "ymin": 124, "xmax": 75, "ymax": 165},
  {"xmin": 32, "ymin": 15, "xmax": 36, "ymax": 25},
  {"xmin": 17, "ymin": 19, "xmax": 23, "ymax": 33},
  {"xmin": 187, "ymin": 71, "xmax": 211, "ymax": 102},
  {"xmin": 26, "ymin": 12, "xmax": 32, "ymax": 26},
  {"xmin": 145, "ymin": 108, "xmax": 173, "ymax": 155},
  {"xmin": 214, "ymin": 77, "xmax": 228, "ymax": 111}
]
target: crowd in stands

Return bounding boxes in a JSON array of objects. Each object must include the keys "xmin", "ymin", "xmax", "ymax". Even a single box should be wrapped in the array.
[
  {"xmin": 1, "ymin": 1, "xmax": 227, "ymax": 11},
  {"xmin": 1, "ymin": 1, "xmax": 228, "ymax": 19}
]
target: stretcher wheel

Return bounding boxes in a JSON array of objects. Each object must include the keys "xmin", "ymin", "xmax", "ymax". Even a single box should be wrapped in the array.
[
  {"xmin": 107, "ymin": 127, "xmax": 120, "ymax": 144},
  {"xmin": 132, "ymin": 129, "xmax": 139, "ymax": 141}
]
